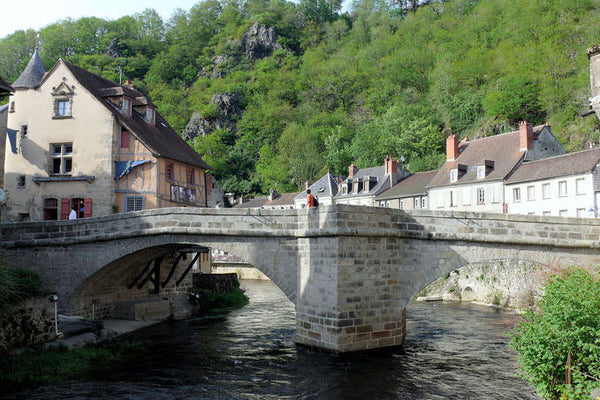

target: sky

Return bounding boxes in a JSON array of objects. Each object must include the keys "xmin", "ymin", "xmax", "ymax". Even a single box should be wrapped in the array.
[{"xmin": 0, "ymin": 0, "xmax": 202, "ymax": 39}]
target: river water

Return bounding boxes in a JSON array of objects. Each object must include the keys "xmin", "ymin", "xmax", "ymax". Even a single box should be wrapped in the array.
[{"xmin": 6, "ymin": 280, "xmax": 538, "ymax": 399}]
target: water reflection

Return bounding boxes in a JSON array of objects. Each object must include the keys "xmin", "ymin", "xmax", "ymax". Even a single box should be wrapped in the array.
[{"xmin": 6, "ymin": 280, "xmax": 537, "ymax": 399}]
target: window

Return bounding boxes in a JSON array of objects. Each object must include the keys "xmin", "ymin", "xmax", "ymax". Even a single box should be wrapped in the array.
[
  {"xmin": 477, "ymin": 165, "xmax": 486, "ymax": 179},
  {"xmin": 513, "ymin": 187, "xmax": 521, "ymax": 202},
  {"xmin": 44, "ymin": 198, "xmax": 58, "ymax": 220},
  {"xmin": 477, "ymin": 188, "xmax": 485, "ymax": 205},
  {"xmin": 543, "ymin": 210, "xmax": 551, "ymax": 216},
  {"xmin": 386, "ymin": 201, "xmax": 391, "ymax": 208},
  {"xmin": 120, "ymin": 129, "xmax": 130, "ymax": 148},
  {"xmin": 53, "ymin": 98, "xmax": 72, "ymax": 118},
  {"xmin": 450, "ymin": 169, "xmax": 458, "ymax": 183},
  {"xmin": 165, "ymin": 162, "xmax": 174, "ymax": 181},
  {"xmin": 145, "ymin": 107, "xmax": 156, "ymax": 125},
  {"xmin": 9, "ymin": 101, "xmax": 15, "ymax": 112},
  {"xmin": 400, "ymin": 199, "xmax": 405, "ymax": 210},
  {"xmin": 125, "ymin": 196, "xmax": 144, "ymax": 212},
  {"xmin": 342, "ymin": 184, "xmax": 348, "ymax": 195},
  {"xmin": 558, "ymin": 180, "xmax": 567, "ymax": 196},
  {"xmin": 542, "ymin": 183, "xmax": 550, "ymax": 199},
  {"xmin": 450, "ymin": 190, "xmax": 456, "ymax": 207},
  {"xmin": 17, "ymin": 175, "xmax": 25, "ymax": 188},
  {"xmin": 576, "ymin": 178, "xmax": 585, "ymax": 195},
  {"xmin": 71, "ymin": 198, "xmax": 85, "ymax": 219},
  {"xmin": 51, "ymin": 143, "xmax": 73, "ymax": 175},
  {"xmin": 577, "ymin": 208, "xmax": 586, "ymax": 218},
  {"xmin": 527, "ymin": 185, "xmax": 535, "ymax": 201},
  {"xmin": 186, "ymin": 168, "xmax": 195, "ymax": 186},
  {"xmin": 421, "ymin": 197, "xmax": 426, "ymax": 209},
  {"xmin": 21, "ymin": 125, "xmax": 27, "ymax": 136},
  {"xmin": 559, "ymin": 209, "xmax": 568, "ymax": 217},
  {"xmin": 122, "ymin": 97, "xmax": 131, "ymax": 117},
  {"xmin": 414, "ymin": 198, "xmax": 420, "ymax": 209}
]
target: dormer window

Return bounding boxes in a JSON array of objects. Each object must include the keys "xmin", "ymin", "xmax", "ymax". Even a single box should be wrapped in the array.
[
  {"xmin": 477, "ymin": 159, "xmax": 494, "ymax": 180},
  {"xmin": 342, "ymin": 183, "xmax": 348, "ymax": 194},
  {"xmin": 145, "ymin": 107, "xmax": 156, "ymax": 126},
  {"xmin": 122, "ymin": 97, "xmax": 132, "ymax": 117},
  {"xmin": 450, "ymin": 169, "xmax": 458, "ymax": 183}
]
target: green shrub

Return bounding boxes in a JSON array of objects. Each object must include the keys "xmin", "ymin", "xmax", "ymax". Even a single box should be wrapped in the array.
[
  {"xmin": 510, "ymin": 269, "xmax": 600, "ymax": 399},
  {"xmin": 0, "ymin": 265, "xmax": 44, "ymax": 316}
]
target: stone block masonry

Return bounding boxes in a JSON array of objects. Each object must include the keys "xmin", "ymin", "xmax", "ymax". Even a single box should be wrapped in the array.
[{"xmin": 2, "ymin": 206, "xmax": 600, "ymax": 353}]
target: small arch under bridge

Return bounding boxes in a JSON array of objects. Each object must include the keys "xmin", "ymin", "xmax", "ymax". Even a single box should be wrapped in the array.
[{"xmin": 2, "ymin": 205, "xmax": 599, "ymax": 353}]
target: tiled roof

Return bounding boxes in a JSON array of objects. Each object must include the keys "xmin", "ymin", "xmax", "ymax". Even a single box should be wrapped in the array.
[
  {"xmin": 506, "ymin": 147, "xmax": 600, "ymax": 184},
  {"xmin": 59, "ymin": 60, "xmax": 210, "ymax": 170},
  {"xmin": 0, "ymin": 75, "xmax": 13, "ymax": 93},
  {"xmin": 295, "ymin": 172, "xmax": 344, "ymax": 201},
  {"xmin": 265, "ymin": 192, "xmax": 299, "ymax": 206},
  {"xmin": 234, "ymin": 196, "xmax": 268, "ymax": 208},
  {"xmin": 376, "ymin": 170, "xmax": 438, "ymax": 200},
  {"xmin": 428, "ymin": 128, "xmax": 542, "ymax": 188},
  {"xmin": 13, "ymin": 49, "xmax": 46, "ymax": 89}
]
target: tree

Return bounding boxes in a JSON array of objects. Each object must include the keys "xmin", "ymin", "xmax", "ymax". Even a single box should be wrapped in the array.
[{"xmin": 510, "ymin": 269, "xmax": 600, "ymax": 399}]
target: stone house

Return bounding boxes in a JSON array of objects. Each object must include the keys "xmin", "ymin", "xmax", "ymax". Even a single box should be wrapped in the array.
[
  {"xmin": 294, "ymin": 172, "xmax": 344, "ymax": 208},
  {"xmin": 334, "ymin": 156, "xmax": 408, "ymax": 206},
  {"xmin": 375, "ymin": 169, "xmax": 437, "ymax": 210},
  {"xmin": 505, "ymin": 147, "xmax": 600, "ymax": 218},
  {"xmin": 0, "ymin": 76, "xmax": 13, "ymax": 189},
  {"xmin": 4, "ymin": 49, "xmax": 211, "ymax": 221},
  {"xmin": 427, "ymin": 122, "xmax": 565, "ymax": 213}
]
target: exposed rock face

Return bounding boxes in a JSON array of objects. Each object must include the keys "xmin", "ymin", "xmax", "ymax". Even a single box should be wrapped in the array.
[
  {"xmin": 241, "ymin": 22, "xmax": 282, "ymax": 59},
  {"xmin": 0, "ymin": 297, "xmax": 56, "ymax": 352},
  {"xmin": 183, "ymin": 92, "xmax": 243, "ymax": 141}
]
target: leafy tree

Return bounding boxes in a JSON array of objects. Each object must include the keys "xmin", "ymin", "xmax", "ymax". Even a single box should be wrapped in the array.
[
  {"xmin": 510, "ymin": 269, "xmax": 600, "ymax": 399},
  {"xmin": 483, "ymin": 75, "xmax": 546, "ymax": 125}
]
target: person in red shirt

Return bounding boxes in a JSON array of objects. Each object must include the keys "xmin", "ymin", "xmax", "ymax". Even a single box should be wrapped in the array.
[{"xmin": 306, "ymin": 189, "xmax": 316, "ymax": 208}]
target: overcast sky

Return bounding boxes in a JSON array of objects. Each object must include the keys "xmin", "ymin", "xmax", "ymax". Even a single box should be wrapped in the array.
[{"xmin": 0, "ymin": 0, "xmax": 202, "ymax": 39}]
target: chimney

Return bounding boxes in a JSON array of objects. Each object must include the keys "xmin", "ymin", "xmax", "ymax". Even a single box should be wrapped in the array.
[
  {"xmin": 349, "ymin": 163, "xmax": 358, "ymax": 178},
  {"xmin": 446, "ymin": 134, "xmax": 459, "ymax": 161},
  {"xmin": 385, "ymin": 155, "xmax": 398, "ymax": 174},
  {"xmin": 269, "ymin": 188, "xmax": 277, "ymax": 201},
  {"xmin": 519, "ymin": 121, "xmax": 533, "ymax": 152}
]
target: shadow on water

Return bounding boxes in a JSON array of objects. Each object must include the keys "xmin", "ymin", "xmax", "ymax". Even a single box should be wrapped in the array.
[{"xmin": 5, "ymin": 280, "xmax": 537, "ymax": 400}]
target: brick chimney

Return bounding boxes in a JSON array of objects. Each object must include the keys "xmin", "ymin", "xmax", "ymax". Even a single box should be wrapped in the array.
[
  {"xmin": 269, "ymin": 188, "xmax": 277, "ymax": 201},
  {"xmin": 385, "ymin": 155, "xmax": 398, "ymax": 174},
  {"xmin": 446, "ymin": 134, "xmax": 459, "ymax": 161},
  {"xmin": 349, "ymin": 163, "xmax": 358, "ymax": 178},
  {"xmin": 519, "ymin": 121, "xmax": 533, "ymax": 152}
]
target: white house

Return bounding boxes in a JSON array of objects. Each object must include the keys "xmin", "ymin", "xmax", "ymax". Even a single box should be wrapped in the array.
[
  {"xmin": 375, "ymin": 169, "xmax": 437, "ymax": 210},
  {"xmin": 427, "ymin": 122, "xmax": 565, "ymax": 213},
  {"xmin": 294, "ymin": 172, "xmax": 343, "ymax": 208},
  {"xmin": 505, "ymin": 147, "xmax": 600, "ymax": 218}
]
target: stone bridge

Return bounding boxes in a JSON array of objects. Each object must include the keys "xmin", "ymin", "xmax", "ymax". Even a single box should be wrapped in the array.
[{"xmin": 2, "ymin": 205, "xmax": 600, "ymax": 353}]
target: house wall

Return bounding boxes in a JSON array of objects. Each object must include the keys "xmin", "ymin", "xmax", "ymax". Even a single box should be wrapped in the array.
[
  {"xmin": 506, "ymin": 173, "xmax": 597, "ymax": 218},
  {"xmin": 4, "ymin": 63, "xmax": 116, "ymax": 221},
  {"xmin": 377, "ymin": 196, "xmax": 428, "ymax": 210},
  {"xmin": 335, "ymin": 195, "xmax": 374, "ymax": 206},
  {"xmin": 429, "ymin": 181, "xmax": 504, "ymax": 213}
]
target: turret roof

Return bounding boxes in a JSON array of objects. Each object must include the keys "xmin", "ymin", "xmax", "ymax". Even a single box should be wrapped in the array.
[{"xmin": 12, "ymin": 49, "xmax": 46, "ymax": 89}]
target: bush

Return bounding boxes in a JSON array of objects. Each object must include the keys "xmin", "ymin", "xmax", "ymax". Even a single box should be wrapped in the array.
[
  {"xmin": 0, "ymin": 265, "xmax": 44, "ymax": 316},
  {"xmin": 510, "ymin": 269, "xmax": 600, "ymax": 399}
]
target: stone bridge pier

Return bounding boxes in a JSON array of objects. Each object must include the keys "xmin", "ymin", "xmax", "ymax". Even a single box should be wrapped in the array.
[{"xmin": 2, "ymin": 205, "xmax": 600, "ymax": 353}]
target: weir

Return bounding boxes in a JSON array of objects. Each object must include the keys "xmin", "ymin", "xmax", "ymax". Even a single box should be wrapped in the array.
[{"xmin": 2, "ymin": 205, "xmax": 600, "ymax": 352}]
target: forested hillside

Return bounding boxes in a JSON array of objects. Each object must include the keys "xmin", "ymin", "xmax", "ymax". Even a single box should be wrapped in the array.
[{"xmin": 1, "ymin": 0, "xmax": 599, "ymax": 196}]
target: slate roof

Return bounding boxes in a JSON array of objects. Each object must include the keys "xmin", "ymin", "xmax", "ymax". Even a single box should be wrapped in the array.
[
  {"xmin": 0, "ymin": 76, "xmax": 13, "ymax": 93},
  {"xmin": 54, "ymin": 60, "xmax": 210, "ymax": 170},
  {"xmin": 13, "ymin": 49, "xmax": 46, "ymax": 89},
  {"xmin": 295, "ymin": 172, "xmax": 344, "ymax": 201},
  {"xmin": 506, "ymin": 147, "xmax": 600, "ymax": 184},
  {"xmin": 235, "ymin": 192, "xmax": 299, "ymax": 208},
  {"xmin": 335, "ymin": 165, "xmax": 397, "ymax": 199},
  {"xmin": 428, "ymin": 126, "xmax": 548, "ymax": 188},
  {"xmin": 376, "ymin": 170, "xmax": 438, "ymax": 200}
]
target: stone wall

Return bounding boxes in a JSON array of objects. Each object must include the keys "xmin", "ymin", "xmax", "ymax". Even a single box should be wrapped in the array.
[{"xmin": 0, "ymin": 297, "xmax": 56, "ymax": 352}]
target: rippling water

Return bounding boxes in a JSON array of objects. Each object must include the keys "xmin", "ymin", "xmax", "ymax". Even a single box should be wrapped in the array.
[{"xmin": 5, "ymin": 280, "xmax": 538, "ymax": 399}]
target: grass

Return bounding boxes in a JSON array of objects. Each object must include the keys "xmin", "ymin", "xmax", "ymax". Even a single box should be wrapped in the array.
[
  {"xmin": 0, "ymin": 265, "xmax": 45, "ymax": 317},
  {"xmin": 0, "ymin": 339, "xmax": 141, "ymax": 393},
  {"xmin": 191, "ymin": 286, "xmax": 249, "ymax": 313}
]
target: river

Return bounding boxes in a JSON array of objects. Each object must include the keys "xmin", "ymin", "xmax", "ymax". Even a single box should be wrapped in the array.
[{"xmin": 5, "ymin": 280, "xmax": 538, "ymax": 399}]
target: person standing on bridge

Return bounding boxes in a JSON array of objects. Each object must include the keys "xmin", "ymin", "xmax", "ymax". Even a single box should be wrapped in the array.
[
  {"xmin": 306, "ymin": 189, "xmax": 316, "ymax": 208},
  {"xmin": 69, "ymin": 207, "xmax": 77, "ymax": 220}
]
